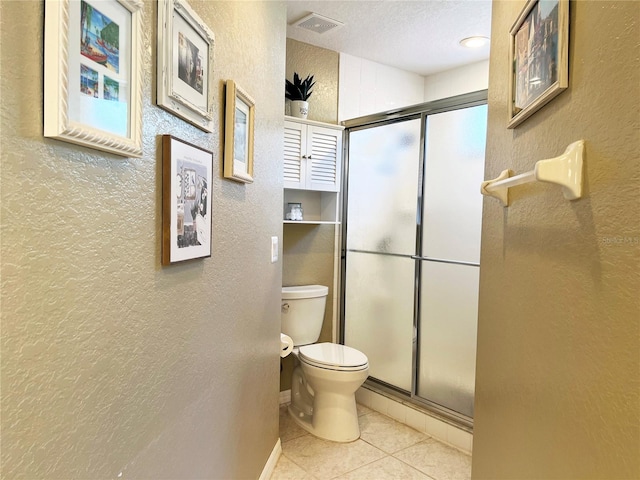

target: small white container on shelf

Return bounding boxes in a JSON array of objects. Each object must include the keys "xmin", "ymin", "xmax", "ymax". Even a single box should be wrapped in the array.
[{"xmin": 285, "ymin": 203, "xmax": 304, "ymax": 221}]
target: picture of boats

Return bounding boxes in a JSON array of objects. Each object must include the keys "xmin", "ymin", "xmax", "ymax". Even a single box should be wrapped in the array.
[
  {"xmin": 80, "ymin": 0, "xmax": 120, "ymax": 74},
  {"xmin": 97, "ymin": 38, "xmax": 117, "ymax": 54}
]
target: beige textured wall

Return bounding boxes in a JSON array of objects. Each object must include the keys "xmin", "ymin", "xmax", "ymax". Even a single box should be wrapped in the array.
[
  {"xmin": 286, "ymin": 38, "xmax": 339, "ymax": 123},
  {"xmin": 281, "ymin": 40, "xmax": 340, "ymax": 391},
  {"xmin": 473, "ymin": 1, "xmax": 639, "ymax": 478},
  {"xmin": 0, "ymin": 1, "xmax": 286, "ymax": 479}
]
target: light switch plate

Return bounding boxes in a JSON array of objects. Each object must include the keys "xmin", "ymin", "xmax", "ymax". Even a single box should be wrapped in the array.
[{"xmin": 271, "ymin": 236, "xmax": 278, "ymax": 263}]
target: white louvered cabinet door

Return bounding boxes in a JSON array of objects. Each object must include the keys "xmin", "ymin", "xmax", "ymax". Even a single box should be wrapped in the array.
[
  {"xmin": 306, "ymin": 125, "xmax": 342, "ymax": 192},
  {"xmin": 283, "ymin": 121, "xmax": 307, "ymax": 189},
  {"xmin": 283, "ymin": 120, "xmax": 342, "ymax": 192}
]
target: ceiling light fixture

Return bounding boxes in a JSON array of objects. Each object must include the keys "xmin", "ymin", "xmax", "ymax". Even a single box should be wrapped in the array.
[{"xmin": 459, "ymin": 36, "xmax": 490, "ymax": 48}]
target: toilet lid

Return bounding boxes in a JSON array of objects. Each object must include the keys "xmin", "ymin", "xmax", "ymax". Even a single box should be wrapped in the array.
[{"xmin": 299, "ymin": 343, "xmax": 369, "ymax": 371}]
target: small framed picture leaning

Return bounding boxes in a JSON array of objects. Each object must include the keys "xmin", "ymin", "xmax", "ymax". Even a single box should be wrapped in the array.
[
  {"xmin": 44, "ymin": 0, "xmax": 144, "ymax": 157},
  {"xmin": 508, "ymin": 0, "xmax": 569, "ymax": 129},
  {"xmin": 162, "ymin": 135, "xmax": 213, "ymax": 265},
  {"xmin": 157, "ymin": 0, "xmax": 215, "ymax": 132},
  {"xmin": 223, "ymin": 80, "xmax": 255, "ymax": 184}
]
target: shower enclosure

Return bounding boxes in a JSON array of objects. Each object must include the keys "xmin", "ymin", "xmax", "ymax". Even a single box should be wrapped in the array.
[{"xmin": 341, "ymin": 91, "xmax": 487, "ymax": 425}]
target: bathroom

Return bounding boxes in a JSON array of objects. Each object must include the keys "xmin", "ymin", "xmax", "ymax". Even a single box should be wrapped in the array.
[
  {"xmin": 280, "ymin": 29, "xmax": 488, "ymax": 451},
  {"xmin": 1, "ymin": 1, "xmax": 638, "ymax": 479}
]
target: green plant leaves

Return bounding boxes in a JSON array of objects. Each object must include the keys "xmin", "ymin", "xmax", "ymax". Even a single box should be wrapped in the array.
[{"xmin": 285, "ymin": 73, "xmax": 315, "ymax": 101}]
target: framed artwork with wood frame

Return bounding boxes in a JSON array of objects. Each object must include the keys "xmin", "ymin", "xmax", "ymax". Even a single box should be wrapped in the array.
[
  {"xmin": 162, "ymin": 135, "xmax": 213, "ymax": 265},
  {"xmin": 224, "ymin": 80, "xmax": 255, "ymax": 183},
  {"xmin": 157, "ymin": 0, "xmax": 215, "ymax": 132},
  {"xmin": 44, "ymin": 0, "xmax": 144, "ymax": 157},
  {"xmin": 508, "ymin": 0, "xmax": 569, "ymax": 128}
]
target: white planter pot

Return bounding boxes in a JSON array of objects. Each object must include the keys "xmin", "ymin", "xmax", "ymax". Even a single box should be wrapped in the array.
[{"xmin": 291, "ymin": 100, "xmax": 309, "ymax": 119}]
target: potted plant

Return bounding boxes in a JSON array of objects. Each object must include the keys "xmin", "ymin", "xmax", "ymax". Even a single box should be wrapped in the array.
[{"xmin": 286, "ymin": 72, "xmax": 315, "ymax": 119}]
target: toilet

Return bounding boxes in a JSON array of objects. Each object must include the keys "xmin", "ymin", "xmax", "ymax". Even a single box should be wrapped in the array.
[{"xmin": 281, "ymin": 285, "xmax": 369, "ymax": 443}]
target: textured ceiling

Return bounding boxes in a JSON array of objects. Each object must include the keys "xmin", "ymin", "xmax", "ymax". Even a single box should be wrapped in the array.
[{"xmin": 286, "ymin": 0, "xmax": 492, "ymax": 76}]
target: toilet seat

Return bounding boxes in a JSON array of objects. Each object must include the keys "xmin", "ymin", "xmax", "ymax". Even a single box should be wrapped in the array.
[{"xmin": 299, "ymin": 343, "xmax": 368, "ymax": 372}]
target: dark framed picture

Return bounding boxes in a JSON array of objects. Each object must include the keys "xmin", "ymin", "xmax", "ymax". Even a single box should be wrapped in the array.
[
  {"xmin": 162, "ymin": 135, "xmax": 213, "ymax": 264},
  {"xmin": 44, "ymin": 0, "xmax": 143, "ymax": 157},
  {"xmin": 508, "ymin": 0, "xmax": 569, "ymax": 128},
  {"xmin": 223, "ymin": 80, "xmax": 255, "ymax": 183},
  {"xmin": 157, "ymin": 0, "xmax": 215, "ymax": 132}
]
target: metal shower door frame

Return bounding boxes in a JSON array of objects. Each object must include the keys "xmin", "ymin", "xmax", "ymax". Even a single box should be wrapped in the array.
[{"xmin": 339, "ymin": 90, "xmax": 488, "ymax": 428}]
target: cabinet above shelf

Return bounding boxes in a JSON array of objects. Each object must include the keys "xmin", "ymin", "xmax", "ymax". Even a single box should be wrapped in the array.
[
  {"xmin": 284, "ymin": 119, "xmax": 343, "ymax": 193},
  {"xmin": 282, "ymin": 117, "xmax": 343, "ymax": 227}
]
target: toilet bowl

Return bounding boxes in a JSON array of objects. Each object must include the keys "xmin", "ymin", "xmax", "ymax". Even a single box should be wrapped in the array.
[
  {"xmin": 282, "ymin": 286, "xmax": 369, "ymax": 442},
  {"xmin": 289, "ymin": 343, "xmax": 369, "ymax": 442}
]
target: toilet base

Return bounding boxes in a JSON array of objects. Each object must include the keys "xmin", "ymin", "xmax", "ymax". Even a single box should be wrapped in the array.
[
  {"xmin": 287, "ymin": 348, "xmax": 369, "ymax": 443},
  {"xmin": 288, "ymin": 397, "xmax": 361, "ymax": 443}
]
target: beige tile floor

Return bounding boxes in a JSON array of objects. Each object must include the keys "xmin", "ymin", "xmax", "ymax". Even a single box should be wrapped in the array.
[{"xmin": 272, "ymin": 403, "xmax": 471, "ymax": 480}]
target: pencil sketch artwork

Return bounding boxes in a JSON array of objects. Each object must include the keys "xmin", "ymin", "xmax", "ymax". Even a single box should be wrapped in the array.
[{"xmin": 177, "ymin": 31, "xmax": 203, "ymax": 94}]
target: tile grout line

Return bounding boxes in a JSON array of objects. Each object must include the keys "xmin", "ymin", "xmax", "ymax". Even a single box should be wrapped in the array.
[
  {"xmin": 327, "ymin": 450, "xmax": 391, "ymax": 480},
  {"xmin": 356, "ymin": 419, "xmax": 442, "ymax": 480},
  {"xmin": 279, "ymin": 449, "xmax": 316, "ymax": 479},
  {"xmin": 390, "ymin": 439, "xmax": 441, "ymax": 480}
]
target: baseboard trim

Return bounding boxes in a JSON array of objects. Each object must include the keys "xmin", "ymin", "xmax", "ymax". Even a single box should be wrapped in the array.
[
  {"xmin": 258, "ymin": 438, "xmax": 282, "ymax": 480},
  {"xmin": 279, "ymin": 389, "xmax": 291, "ymax": 405}
]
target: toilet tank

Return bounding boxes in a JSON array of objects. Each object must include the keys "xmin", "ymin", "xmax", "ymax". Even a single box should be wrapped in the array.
[{"xmin": 281, "ymin": 285, "xmax": 329, "ymax": 346}]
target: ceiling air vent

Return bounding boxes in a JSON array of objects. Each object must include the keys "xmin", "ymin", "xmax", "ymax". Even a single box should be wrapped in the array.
[{"xmin": 291, "ymin": 13, "xmax": 344, "ymax": 35}]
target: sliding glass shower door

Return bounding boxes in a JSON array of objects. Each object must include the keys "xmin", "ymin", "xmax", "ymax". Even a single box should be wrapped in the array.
[
  {"xmin": 343, "ymin": 119, "xmax": 422, "ymax": 392},
  {"xmin": 342, "ymin": 94, "xmax": 487, "ymax": 421},
  {"xmin": 416, "ymin": 105, "xmax": 486, "ymax": 418}
]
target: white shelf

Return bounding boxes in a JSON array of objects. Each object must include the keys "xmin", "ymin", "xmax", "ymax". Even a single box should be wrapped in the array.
[
  {"xmin": 284, "ymin": 115, "xmax": 345, "ymax": 130},
  {"xmin": 284, "ymin": 189, "xmax": 340, "ymax": 224},
  {"xmin": 284, "ymin": 220, "xmax": 341, "ymax": 225}
]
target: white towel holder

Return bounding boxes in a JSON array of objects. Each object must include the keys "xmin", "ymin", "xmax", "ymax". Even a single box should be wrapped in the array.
[{"xmin": 481, "ymin": 140, "xmax": 584, "ymax": 207}]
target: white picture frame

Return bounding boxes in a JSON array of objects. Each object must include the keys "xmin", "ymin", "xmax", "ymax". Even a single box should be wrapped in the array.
[
  {"xmin": 44, "ymin": 0, "xmax": 144, "ymax": 157},
  {"xmin": 157, "ymin": 0, "xmax": 215, "ymax": 132},
  {"xmin": 507, "ymin": 0, "xmax": 569, "ymax": 128}
]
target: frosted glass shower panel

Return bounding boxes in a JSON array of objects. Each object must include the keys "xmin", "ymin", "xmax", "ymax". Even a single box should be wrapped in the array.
[
  {"xmin": 422, "ymin": 105, "xmax": 487, "ymax": 263},
  {"xmin": 346, "ymin": 120, "xmax": 421, "ymax": 255},
  {"xmin": 344, "ymin": 252, "xmax": 414, "ymax": 392},
  {"xmin": 417, "ymin": 261, "xmax": 479, "ymax": 417}
]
